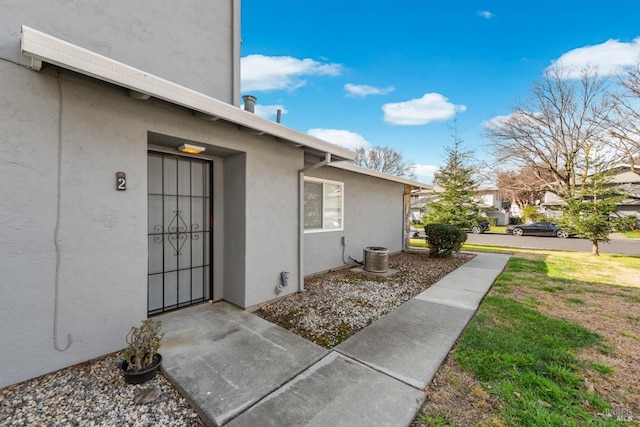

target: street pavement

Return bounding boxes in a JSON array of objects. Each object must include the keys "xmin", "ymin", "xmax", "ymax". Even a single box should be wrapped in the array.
[{"xmin": 464, "ymin": 232, "xmax": 639, "ymax": 255}]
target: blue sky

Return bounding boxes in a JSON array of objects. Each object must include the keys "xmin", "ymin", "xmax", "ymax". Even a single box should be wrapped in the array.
[{"xmin": 240, "ymin": 1, "xmax": 640, "ymax": 183}]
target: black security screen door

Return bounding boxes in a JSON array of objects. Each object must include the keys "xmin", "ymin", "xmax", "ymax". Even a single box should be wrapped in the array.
[{"xmin": 147, "ymin": 152, "xmax": 212, "ymax": 315}]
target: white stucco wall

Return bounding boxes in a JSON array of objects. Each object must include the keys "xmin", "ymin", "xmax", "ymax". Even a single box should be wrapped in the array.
[
  {"xmin": 0, "ymin": 0, "xmax": 239, "ymax": 103},
  {"xmin": 304, "ymin": 167, "xmax": 405, "ymax": 275}
]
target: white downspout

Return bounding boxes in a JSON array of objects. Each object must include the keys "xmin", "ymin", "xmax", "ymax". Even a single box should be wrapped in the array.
[{"xmin": 298, "ymin": 153, "xmax": 332, "ymax": 292}]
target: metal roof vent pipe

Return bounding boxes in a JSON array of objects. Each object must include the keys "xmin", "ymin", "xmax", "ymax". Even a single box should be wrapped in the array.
[{"xmin": 242, "ymin": 95, "xmax": 257, "ymax": 113}]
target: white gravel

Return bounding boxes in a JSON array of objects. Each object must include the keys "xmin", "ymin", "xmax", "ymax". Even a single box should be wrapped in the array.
[
  {"xmin": 0, "ymin": 250, "xmax": 471, "ymax": 426},
  {"xmin": 256, "ymin": 251, "xmax": 473, "ymax": 348},
  {"xmin": 0, "ymin": 354, "xmax": 203, "ymax": 426}
]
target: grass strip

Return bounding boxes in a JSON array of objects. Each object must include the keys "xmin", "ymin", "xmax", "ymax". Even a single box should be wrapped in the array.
[
  {"xmin": 452, "ymin": 256, "xmax": 628, "ymax": 426},
  {"xmin": 456, "ymin": 296, "xmax": 610, "ymax": 423}
]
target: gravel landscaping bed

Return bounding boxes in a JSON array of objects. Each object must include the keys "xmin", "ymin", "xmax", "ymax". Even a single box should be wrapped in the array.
[
  {"xmin": 256, "ymin": 250, "xmax": 474, "ymax": 348},
  {"xmin": 1, "ymin": 250, "xmax": 471, "ymax": 425},
  {"xmin": 0, "ymin": 354, "xmax": 204, "ymax": 426}
]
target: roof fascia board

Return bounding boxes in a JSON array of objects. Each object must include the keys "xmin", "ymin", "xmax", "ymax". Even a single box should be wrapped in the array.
[
  {"xmin": 328, "ymin": 162, "xmax": 431, "ymax": 189},
  {"xmin": 20, "ymin": 25, "xmax": 355, "ymax": 162}
]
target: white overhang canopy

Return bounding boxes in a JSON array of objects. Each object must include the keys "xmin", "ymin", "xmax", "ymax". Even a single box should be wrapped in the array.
[{"xmin": 19, "ymin": 25, "xmax": 355, "ymax": 162}]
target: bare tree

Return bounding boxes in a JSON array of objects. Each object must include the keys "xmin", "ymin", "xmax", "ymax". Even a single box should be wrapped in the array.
[
  {"xmin": 607, "ymin": 62, "xmax": 640, "ymax": 171},
  {"xmin": 353, "ymin": 146, "xmax": 416, "ymax": 179},
  {"xmin": 485, "ymin": 65, "xmax": 637, "ymax": 255},
  {"xmin": 494, "ymin": 167, "xmax": 546, "ymax": 209},
  {"xmin": 485, "ymin": 66, "xmax": 618, "ymax": 200}
]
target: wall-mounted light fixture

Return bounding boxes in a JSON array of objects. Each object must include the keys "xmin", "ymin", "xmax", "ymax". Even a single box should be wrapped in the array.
[{"xmin": 177, "ymin": 143, "xmax": 206, "ymax": 154}]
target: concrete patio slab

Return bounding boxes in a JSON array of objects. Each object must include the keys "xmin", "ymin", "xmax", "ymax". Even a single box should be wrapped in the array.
[
  {"xmin": 335, "ymin": 299, "xmax": 474, "ymax": 389},
  {"xmin": 350, "ymin": 266, "xmax": 399, "ymax": 277},
  {"xmin": 158, "ymin": 302, "xmax": 328, "ymax": 426},
  {"xmin": 226, "ymin": 352, "xmax": 426, "ymax": 427},
  {"xmin": 156, "ymin": 252, "xmax": 511, "ymax": 426}
]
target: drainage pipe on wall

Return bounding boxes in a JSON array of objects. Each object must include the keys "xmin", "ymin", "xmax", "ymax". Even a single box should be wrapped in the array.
[{"xmin": 298, "ymin": 153, "xmax": 332, "ymax": 293}]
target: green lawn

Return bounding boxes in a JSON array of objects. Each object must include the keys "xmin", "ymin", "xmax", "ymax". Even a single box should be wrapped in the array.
[
  {"xmin": 456, "ymin": 292, "xmax": 609, "ymax": 426},
  {"xmin": 416, "ymin": 247, "xmax": 640, "ymax": 426},
  {"xmin": 621, "ymin": 229, "xmax": 640, "ymax": 239},
  {"xmin": 487, "ymin": 225, "xmax": 508, "ymax": 234}
]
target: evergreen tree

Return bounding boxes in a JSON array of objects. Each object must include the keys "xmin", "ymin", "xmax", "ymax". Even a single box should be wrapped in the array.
[
  {"xmin": 559, "ymin": 161, "xmax": 627, "ymax": 256},
  {"xmin": 423, "ymin": 130, "xmax": 481, "ymax": 229}
]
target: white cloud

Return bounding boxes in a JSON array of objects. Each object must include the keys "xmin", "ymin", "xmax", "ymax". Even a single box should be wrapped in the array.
[
  {"xmin": 344, "ymin": 83, "xmax": 395, "ymax": 98},
  {"xmin": 547, "ymin": 37, "xmax": 640, "ymax": 78},
  {"xmin": 482, "ymin": 111, "xmax": 545, "ymax": 130},
  {"xmin": 382, "ymin": 93, "xmax": 467, "ymax": 125},
  {"xmin": 307, "ymin": 128, "xmax": 371, "ymax": 150},
  {"xmin": 413, "ymin": 164, "xmax": 438, "ymax": 180},
  {"xmin": 241, "ymin": 54, "xmax": 342, "ymax": 92},
  {"xmin": 481, "ymin": 113, "xmax": 513, "ymax": 129},
  {"xmin": 477, "ymin": 10, "xmax": 494, "ymax": 19}
]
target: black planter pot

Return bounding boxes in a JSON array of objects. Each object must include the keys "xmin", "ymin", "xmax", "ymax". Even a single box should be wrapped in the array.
[{"xmin": 121, "ymin": 354, "xmax": 162, "ymax": 385}]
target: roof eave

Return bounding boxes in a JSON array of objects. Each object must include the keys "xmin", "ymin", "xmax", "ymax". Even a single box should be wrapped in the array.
[
  {"xmin": 20, "ymin": 25, "xmax": 355, "ymax": 162},
  {"xmin": 328, "ymin": 162, "xmax": 431, "ymax": 189}
]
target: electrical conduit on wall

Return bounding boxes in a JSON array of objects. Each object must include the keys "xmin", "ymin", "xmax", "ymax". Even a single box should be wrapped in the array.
[{"xmin": 53, "ymin": 70, "xmax": 72, "ymax": 351}]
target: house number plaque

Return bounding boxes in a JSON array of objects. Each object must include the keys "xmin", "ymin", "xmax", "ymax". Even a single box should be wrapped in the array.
[{"xmin": 116, "ymin": 172, "xmax": 126, "ymax": 191}]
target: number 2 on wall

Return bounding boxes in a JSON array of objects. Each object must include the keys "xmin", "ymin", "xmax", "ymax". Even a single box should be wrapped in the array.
[{"xmin": 116, "ymin": 172, "xmax": 126, "ymax": 191}]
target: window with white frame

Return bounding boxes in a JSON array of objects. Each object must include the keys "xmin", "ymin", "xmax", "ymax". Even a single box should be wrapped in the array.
[{"xmin": 304, "ymin": 177, "xmax": 344, "ymax": 231}]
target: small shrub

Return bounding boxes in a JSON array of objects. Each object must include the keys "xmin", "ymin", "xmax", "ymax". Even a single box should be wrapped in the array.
[
  {"xmin": 424, "ymin": 223, "xmax": 467, "ymax": 258},
  {"xmin": 122, "ymin": 319, "xmax": 164, "ymax": 372},
  {"xmin": 613, "ymin": 215, "xmax": 638, "ymax": 232},
  {"xmin": 522, "ymin": 205, "xmax": 539, "ymax": 223},
  {"xmin": 486, "ymin": 217, "xmax": 498, "ymax": 227}
]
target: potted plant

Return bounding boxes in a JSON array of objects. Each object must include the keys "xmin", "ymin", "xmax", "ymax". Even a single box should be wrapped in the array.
[{"xmin": 120, "ymin": 318, "xmax": 164, "ymax": 384}]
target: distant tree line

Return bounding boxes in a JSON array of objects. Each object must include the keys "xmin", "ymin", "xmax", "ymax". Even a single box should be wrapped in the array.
[
  {"xmin": 349, "ymin": 63, "xmax": 640, "ymax": 256},
  {"xmin": 483, "ymin": 64, "xmax": 640, "ymax": 255}
]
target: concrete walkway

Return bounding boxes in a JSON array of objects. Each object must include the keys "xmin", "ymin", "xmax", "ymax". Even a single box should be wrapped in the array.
[{"xmin": 158, "ymin": 252, "xmax": 511, "ymax": 426}]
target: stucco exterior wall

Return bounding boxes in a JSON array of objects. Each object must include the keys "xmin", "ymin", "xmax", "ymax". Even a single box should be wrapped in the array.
[
  {"xmin": 0, "ymin": 60, "xmax": 304, "ymax": 386},
  {"xmin": 223, "ymin": 153, "xmax": 247, "ymax": 307},
  {"xmin": 304, "ymin": 167, "xmax": 405, "ymax": 276},
  {"xmin": 0, "ymin": 0, "xmax": 239, "ymax": 104},
  {"xmin": 243, "ymin": 145, "xmax": 302, "ymax": 307},
  {"xmin": 0, "ymin": 0, "xmax": 395, "ymax": 388},
  {"xmin": 0, "ymin": 67, "xmax": 150, "ymax": 387}
]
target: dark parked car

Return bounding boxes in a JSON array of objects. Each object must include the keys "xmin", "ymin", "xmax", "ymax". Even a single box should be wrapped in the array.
[
  {"xmin": 506, "ymin": 221, "xmax": 569, "ymax": 238},
  {"xmin": 412, "ymin": 220, "xmax": 489, "ymax": 237},
  {"xmin": 466, "ymin": 220, "xmax": 490, "ymax": 234}
]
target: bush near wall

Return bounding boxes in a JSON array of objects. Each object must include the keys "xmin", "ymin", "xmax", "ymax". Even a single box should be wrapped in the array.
[
  {"xmin": 486, "ymin": 217, "xmax": 498, "ymax": 227},
  {"xmin": 423, "ymin": 223, "xmax": 467, "ymax": 258}
]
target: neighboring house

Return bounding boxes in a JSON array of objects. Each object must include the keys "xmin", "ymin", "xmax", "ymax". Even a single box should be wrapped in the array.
[
  {"xmin": 0, "ymin": 1, "xmax": 427, "ymax": 388},
  {"xmin": 409, "ymin": 189, "xmax": 436, "ymax": 222},
  {"xmin": 609, "ymin": 165, "xmax": 640, "ymax": 219},
  {"xmin": 474, "ymin": 185, "xmax": 509, "ymax": 226},
  {"xmin": 540, "ymin": 165, "xmax": 640, "ymax": 220},
  {"xmin": 410, "ymin": 185, "xmax": 510, "ymax": 225}
]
